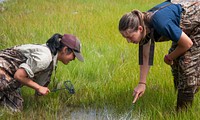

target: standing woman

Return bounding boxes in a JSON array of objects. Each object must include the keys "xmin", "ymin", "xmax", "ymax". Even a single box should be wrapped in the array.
[
  {"xmin": 0, "ymin": 33, "xmax": 84, "ymax": 112},
  {"xmin": 118, "ymin": 0, "xmax": 200, "ymax": 111}
]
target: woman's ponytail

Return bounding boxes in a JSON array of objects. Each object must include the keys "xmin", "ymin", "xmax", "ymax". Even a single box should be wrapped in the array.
[
  {"xmin": 46, "ymin": 33, "xmax": 63, "ymax": 55},
  {"xmin": 119, "ymin": 10, "xmax": 145, "ymax": 32}
]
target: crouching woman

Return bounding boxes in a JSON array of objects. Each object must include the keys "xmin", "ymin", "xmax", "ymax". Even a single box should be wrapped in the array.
[{"xmin": 0, "ymin": 33, "xmax": 84, "ymax": 112}]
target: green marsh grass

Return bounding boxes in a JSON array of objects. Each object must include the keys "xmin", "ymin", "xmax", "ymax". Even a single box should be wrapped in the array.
[{"xmin": 1, "ymin": 0, "xmax": 200, "ymax": 119}]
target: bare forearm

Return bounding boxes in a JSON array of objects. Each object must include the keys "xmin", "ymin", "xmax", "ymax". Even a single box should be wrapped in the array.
[
  {"xmin": 14, "ymin": 68, "xmax": 50, "ymax": 95},
  {"xmin": 169, "ymin": 46, "xmax": 189, "ymax": 60},
  {"xmin": 17, "ymin": 77, "xmax": 41, "ymax": 91},
  {"xmin": 14, "ymin": 68, "xmax": 41, "ymax": 91},
  {"xmin": 140, "ymin": 65, "xmax": 150, "ymax": 83},
  {"xmin": 168, "ymin": 32, "xmax": 193, "ymax": 60},
  {"xmin": 139, "ymin": 40, "xmax": 151, "ymax": 83}
]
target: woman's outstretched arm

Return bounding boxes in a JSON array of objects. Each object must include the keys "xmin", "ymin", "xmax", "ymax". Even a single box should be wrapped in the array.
[{"xmin": 14, "ymin": 68, "xmax": 50, "ymax": 95}]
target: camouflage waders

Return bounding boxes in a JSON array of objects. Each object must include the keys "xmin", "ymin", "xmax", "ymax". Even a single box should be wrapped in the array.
[
  {"xmin": 169, "ymin": 1, "xmax": 200, "ymax": 111},
  {"xmin": 0, "ymin": 47, "xmax": 54, "ymax": 112},
  {"xmin": 0, "ymin": 48, "xmax": 27, "ymax": 112}
]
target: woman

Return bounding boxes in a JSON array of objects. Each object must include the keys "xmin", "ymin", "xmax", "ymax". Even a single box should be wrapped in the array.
[
  {"xmin": 118, "ymin": 0, "xmax": 200, "ymax": 111},
  {"xmin": 0, "ymin": 33, "xmax": 84, "ymax": 112}
]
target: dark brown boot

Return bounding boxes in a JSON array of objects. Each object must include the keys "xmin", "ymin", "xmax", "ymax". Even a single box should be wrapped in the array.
[{"xmin": 176, "ymin": 89, "xmax": 194, "ymax": 112}]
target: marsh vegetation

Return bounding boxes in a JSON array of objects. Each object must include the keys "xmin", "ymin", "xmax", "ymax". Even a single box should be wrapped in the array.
[{"xmin": 0, "ymin": 0, "xmax": 200, "ymax": 119}]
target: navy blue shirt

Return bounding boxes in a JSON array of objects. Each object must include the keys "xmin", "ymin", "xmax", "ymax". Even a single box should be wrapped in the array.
[
  {"xmin": 149, "ymin": 1, "xmax": 183, "ymax": 42},
  {"xmin": 139, "ymin": 1, "xmax": 184, "ymax": 65}
]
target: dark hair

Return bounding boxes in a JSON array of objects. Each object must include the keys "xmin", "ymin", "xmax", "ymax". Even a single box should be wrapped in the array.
[
  {"xmin": 119, "ymin": 10, "xmax": 152, "ymax": 39},
  {"xmin": 46, "ymin": 33, "xmax": 65, "ymax": 55},
  {"xmin": 118, "ymin": 10, "xmax": 142, "ymax": 32}
]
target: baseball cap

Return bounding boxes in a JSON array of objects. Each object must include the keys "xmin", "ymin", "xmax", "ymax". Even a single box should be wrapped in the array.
[{"xmin": 60, "ymin": 34, "xmax": 84, "ymax": 62}]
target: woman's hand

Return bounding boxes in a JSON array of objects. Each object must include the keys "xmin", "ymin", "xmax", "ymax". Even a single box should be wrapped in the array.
[
  {"xmin": 36, "ymin": 86, "xmax": 50, "ymax": 95},
  {"xmin": 165, "ymin": 32, "xmax": 193, "ymax": 65},
  {"xmin": 132, "ymin": 83, "xmax": 146, "ymax": 103},
  {"xmin": 164, "ymin": 54, "xmax": 173, "ymax": 65}
]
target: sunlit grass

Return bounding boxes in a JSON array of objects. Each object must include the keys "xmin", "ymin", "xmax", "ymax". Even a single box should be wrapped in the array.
[{"xmin": 1, "ymin": 0, "xmax": 200, "ymax": 119}]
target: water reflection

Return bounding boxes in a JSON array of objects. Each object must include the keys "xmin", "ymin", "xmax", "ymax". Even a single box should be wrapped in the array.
[
  {"xmin": 59, "ymin": 106, "xmax": 139, "ymax": 120},
  {"xmin": 60, "ymin": 107, "xmax": 115, "ymax": 120}
]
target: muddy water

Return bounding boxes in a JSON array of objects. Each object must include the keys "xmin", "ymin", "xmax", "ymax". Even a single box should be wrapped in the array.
[
  {"xmin": 59, "ymin": 107, "xmax": 117, "ymax": 120},
  {"xmin": 58, "ymin": 106, "xmax": 139, "ymax": 120}
]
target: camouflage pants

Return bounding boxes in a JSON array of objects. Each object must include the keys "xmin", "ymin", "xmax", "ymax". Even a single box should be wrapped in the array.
[
  {"xmin": 169, "ymin": 2, "xmax": 200, "ymax": 110},
  {"xmin": 0, "ymin": 48, "xmax": 26, "ymax": 112}
]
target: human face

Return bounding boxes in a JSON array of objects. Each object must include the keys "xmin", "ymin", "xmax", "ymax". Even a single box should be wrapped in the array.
[
  {"xmin": 120, "ymin": 26, "xmax": 143, "ymax": 44},
  {"xmin": 57, "ymin": 47, "xmax": 75, "ymax": 64}
]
